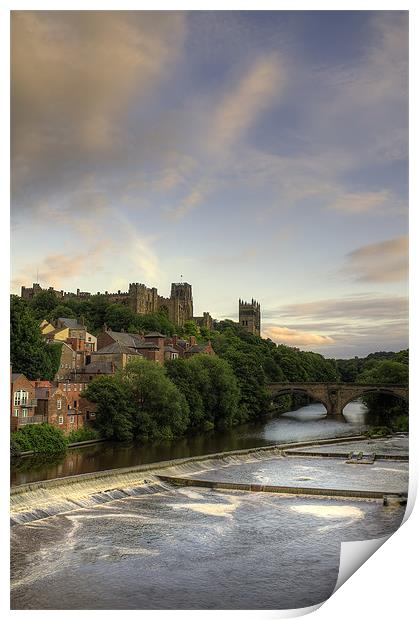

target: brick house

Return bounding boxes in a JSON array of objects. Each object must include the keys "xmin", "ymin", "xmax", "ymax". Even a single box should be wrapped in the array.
[
  {"xmin": 184, "ymin": 340, "xmax": 216, "ymax": 358},
  {"xmin": 36, "ymin": 386, "xmax": 84, "ymax": 434},
  {"xmin": 11, "ymin": 372, "xmax": 41, "ymax": 432}
]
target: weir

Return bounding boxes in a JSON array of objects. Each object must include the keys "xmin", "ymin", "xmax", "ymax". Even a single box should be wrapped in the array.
[{"xmin": 10, "ymin": 434, "xmax": 406, "ymax": 526}]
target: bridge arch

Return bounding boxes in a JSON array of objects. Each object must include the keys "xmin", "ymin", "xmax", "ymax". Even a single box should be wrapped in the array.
[
  {"xmin": 339, "ymin": 386, "xmax": 408, "ymax": 414},
  {"xmin": 271, "ymin": 387, "xmax": 329, "ymax": 415}
]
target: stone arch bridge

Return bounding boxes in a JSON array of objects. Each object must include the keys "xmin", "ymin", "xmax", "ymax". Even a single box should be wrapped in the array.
[{"xmin": 268, "ymin": 382, "xmax": 408, "ymax": 421}]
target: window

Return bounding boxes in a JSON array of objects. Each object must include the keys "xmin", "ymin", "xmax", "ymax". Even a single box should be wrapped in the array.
[
  {"xmin": 63, "ymin": 384, "xmax": 67, "ymax": 391},
  {"xmin": 74, "ymin": 400, "xmax": 77, "ymax": 408},
  {"xmin": 58, "ymin": 416, "xmax": 64, "ymax": 424},
  {"xmin": 70, "ymin": 416, "xmax": 75, "ymax": 424},
  {"xmin": 14, "ymin": 390, "xmax": 28, "ymax": 406},
  {"xmin": 57, "ymin": 399, "xmax": 62, "ymax": 410},
  {"xmin": 90, "ymin": 412, "xmax": 96, "ymax": 418},
  {"xmin": 22, "ymin": 408, "xmax": 28, "ymax": 418},
  {"xmin": 14, "ymin": 408, "xmax": 19, "ymax": 417}
]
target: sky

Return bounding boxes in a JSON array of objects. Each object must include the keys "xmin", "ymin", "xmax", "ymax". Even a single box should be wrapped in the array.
[{"xmin": 10, "ymin": 10, "xmax": 408, "ymax": 358}]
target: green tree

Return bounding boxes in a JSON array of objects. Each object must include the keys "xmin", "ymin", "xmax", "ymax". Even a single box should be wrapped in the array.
[
  {"xmin": 82, "ymin": 376, "xmax": 135, "ymax": 441},
  {"xmin": 123, "ymin": 359, "xmax": 189, "ymax": 440},
  {"xmin": 358, "ymin": 360, "xmax": 408, "ymax": 385},
  {"xmin": 183, "ymin": 320, "xmax": 199, "ymax": 337},
  {"xmin": 190, "ymin": 355, "xmax": 242, "ymax": 429},
  {"xmin": 29, "ymin": 290, "xmax": 59, "ymax": 318},
  {"xmin": 358, "ymin": 359, "xmax": 408, "ymax": 431},
  {"xmin": 165, "ymin": 357, "xmax": 206, "ymax": 429},
  {"xmin": 10, "ymin": 295, "xmax": 61, "ymax": 380},
  {"xmin": 49, "ymin": 304, "xmax": 77, "ymax": 321}
]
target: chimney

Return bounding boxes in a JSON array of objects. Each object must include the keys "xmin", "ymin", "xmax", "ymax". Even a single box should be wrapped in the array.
[
  {"xmin": 189, "ymin": 335, "xmax": 197, "ymax": 346},
  {"xmin": 172, "ymin": 334, "xmax": 178, "ymax": 346}
]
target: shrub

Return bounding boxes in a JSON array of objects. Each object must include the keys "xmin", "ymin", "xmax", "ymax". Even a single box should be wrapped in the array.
[
  {"xmin": 67, "ymin": 427, "xmax": 101, "ymax": 443},
  {"xmin": 12, "ymin": 424, "xmax": 67, "ymax": 454}
]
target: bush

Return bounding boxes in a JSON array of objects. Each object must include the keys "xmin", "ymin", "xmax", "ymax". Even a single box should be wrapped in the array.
[
  {"xmin": 10, "ymin": 435, "xmax": 21, "ymax": 459},
  {"xmin": 12, "ymin": 424, "xmax": 67, "ymax": 454},
  {"xmin": 67, "ymin": 427, "xmax": 101, "ymax": 443}
]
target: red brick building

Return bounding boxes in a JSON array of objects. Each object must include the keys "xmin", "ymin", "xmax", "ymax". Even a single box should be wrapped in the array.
[
  {"xmin": 36, "ymin": 386, "xmax": 84, "ymax": 434},
  {"xmin": 10, "ymin": 373, "xmax": 41, "ymax": 432}
]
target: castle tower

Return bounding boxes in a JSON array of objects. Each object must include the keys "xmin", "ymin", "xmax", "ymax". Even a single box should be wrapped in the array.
[
  {"xmin": 169, "ymin": 282, "xmax": 194, "ymax": 327},
  {"xmin": 239, "ymin": 298, "xmax": 261, "ymax": 337},
  {"xmin": 128, "ymin": 283, "xmax": 158, "ymax": 314}
]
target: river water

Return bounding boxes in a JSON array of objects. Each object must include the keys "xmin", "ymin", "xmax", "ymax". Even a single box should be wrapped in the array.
[
  {"xmin": 10, "ymin": 401, "xmax": 407, "ymax": 610},
  {"xmin": 11, "ymin": 401, "xmax": 369, "ymax": 487}
]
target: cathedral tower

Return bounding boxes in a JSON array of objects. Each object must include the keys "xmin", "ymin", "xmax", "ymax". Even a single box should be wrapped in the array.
[{"xmin": 239, "ymin": 298, "xmax": 261, "ymax": 337}]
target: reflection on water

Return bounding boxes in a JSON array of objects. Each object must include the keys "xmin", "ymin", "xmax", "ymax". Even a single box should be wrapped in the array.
[{"xmin": 11, "ymin": 401, "xmax": 368, "ymax": 487}]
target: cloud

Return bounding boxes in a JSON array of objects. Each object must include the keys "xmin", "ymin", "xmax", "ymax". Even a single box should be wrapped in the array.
[
  {"xmin": 168, "ymin": 187, "xmax": 207, "ymax": 221},
  {"xmin": 11, "ymin": 11, "xmax": 186, "ymax": 209},
  {"xmin": 274, "ymin": 293, "xmax": 408, "ymax": 322},
  {"xmin": 262, "ymin": 292, "xmax": 408, "ymax": 357},
  {"xmin": 11, "ymin": 242, "xmax": 109, "ymax": 291},
  {"xmin": 210, "ymin": 53, "xmax": 283, "ymax": 152},
  {"xmin": 343, "ymin": 236, "xmax": 408, "ymax": 282},
  {"xmin": 327, "ymin": 190, "xmax": 391, "ymax": 214},
  {"xmin": 262, "ymin": 325, "xmax": 335, "ymax": 346}
]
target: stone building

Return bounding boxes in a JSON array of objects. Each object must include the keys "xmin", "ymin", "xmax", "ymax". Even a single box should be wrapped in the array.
[
  {"xmin": 88, "ymin": 342, "xmax": 143, "ymax": 370},
  {"xmin": 239, "ymin": 298, "xmax": 261, "ymax": 337},
  {"xmin": 193, "ymin": 312, "xmax": 213, "ymax": 331},
  {"xmin": 22, "ymin": 281, "xmax": 211, "ymax": 329}
]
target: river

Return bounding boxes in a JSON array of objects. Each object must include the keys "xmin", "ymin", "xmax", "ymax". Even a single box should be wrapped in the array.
[
  {"xmin": 11, "ymin": 400, "xmax": 408, "ymax": 610},
  {"xmin": 11, "ymin": 401, "xmax": 369, "ymax": 487}
]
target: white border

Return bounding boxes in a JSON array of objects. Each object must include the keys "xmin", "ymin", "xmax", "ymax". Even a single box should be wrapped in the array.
[{"xmin": 2, "ymin": 3, "xmax": 416, "ymax": 619}]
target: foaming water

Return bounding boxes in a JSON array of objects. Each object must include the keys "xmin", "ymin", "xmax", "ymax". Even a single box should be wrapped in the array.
[
  {"xmin": 10, "ymin": 433, "xmax": 407, "ymax": 610},
  {"xmin": 11, "ymin": 487, "xmax": 404, "ymax": 610}
]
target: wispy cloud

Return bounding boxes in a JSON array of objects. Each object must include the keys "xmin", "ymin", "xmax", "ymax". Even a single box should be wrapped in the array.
[
  {"xmin": 210, "ymin": 53, "xmax": 283, "ymax": 152},
  {"xmin": 262, "ymin": 325, "xmax": 335, "ymax": 346},
  {"xmin": 11, "ymin": 241, "xmax": 110, "ymax": 291},
  {"xmin": 327, "ymin": 190, "xmax": 392, "ymax": 214},
  {"xmin": 343, "ymin": 236, "xmax": 408, "ymax": 282}
]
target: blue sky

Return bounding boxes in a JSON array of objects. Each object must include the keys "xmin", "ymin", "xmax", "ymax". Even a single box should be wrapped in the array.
[{"xmin": 11, "ymin": 10, "xmax": 408, "ymax": 357}]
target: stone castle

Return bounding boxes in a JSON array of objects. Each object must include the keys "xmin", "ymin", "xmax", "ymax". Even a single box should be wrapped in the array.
[
  {"xmin": 21, "ymin": 282, "xmax": 261, "ymax": 334},
  {"xmin": 21, "ymin": 281, "xmax": 213, "ymax": 329}
]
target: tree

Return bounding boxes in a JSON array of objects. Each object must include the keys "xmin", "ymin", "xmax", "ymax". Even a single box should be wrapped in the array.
[
  {"xmin": 165, "ymin": 357, "xmax": 206, "ymax": 429},
  {"xmin": 122, "ymin": 359, "xmax": 189, "ymax": 440},
  {"xmin": 10, "ymin": 295, "xmax": 61, "ymax": 380},
  {"xmin": 190, "ymin": 355, "xmax": 242, "ymax": 429},
  {"xmin": 49, "ymin": 304, "xmax": 77, "ymax": 321},
  {"xmin": 183, "ymin": 320, "xmax": 199, "ymax": 337},
  {"xmin": 358, "ymin": 360, "xmax": 408, "ymax": 385},
  {"xmin": 358, "ymin": 359, "xmax": 408, "ymax": 431},
  {"xmin": 29, "ymin": 290, "xmax": 59, "ymax": 318},
  {"xmin": 82, "ymin": 375, "xmax": 135, "ymax": 441}
]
